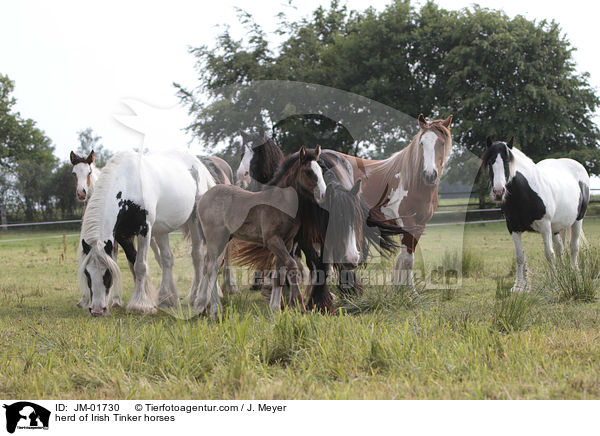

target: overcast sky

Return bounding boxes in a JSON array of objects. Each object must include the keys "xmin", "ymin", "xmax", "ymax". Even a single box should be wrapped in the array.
[{"xmin": 2, "ymin": 0, "xmax": 600, "ymax": 160}]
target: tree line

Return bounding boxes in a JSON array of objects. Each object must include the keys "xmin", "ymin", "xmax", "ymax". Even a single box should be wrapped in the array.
[
  {"xmin": 2, "ymin": 0, "xmax": 600, "ymax": 223},
  {"xmin": 176, "ymin": 0, "xmax": 600, "ymax": 195},
  {"xmin": 0, "ymin": 74, "xmax": 111, "ymax": 225}
]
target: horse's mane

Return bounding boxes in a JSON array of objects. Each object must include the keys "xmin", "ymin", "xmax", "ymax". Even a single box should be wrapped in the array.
[
  {"xmin": 250, "ymin": 138, "xmax": 284, "ymax": 187},
  {"xmin": 266, "ymin": 151, "xmax": 304, "ymax": 188},
  {"xmin": 81, "ymin": 151, "xmax": 135, "ymax": 245}
]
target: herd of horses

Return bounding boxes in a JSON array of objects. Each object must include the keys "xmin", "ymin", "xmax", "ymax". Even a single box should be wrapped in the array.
[{"xmin": 70, "ymin": 114, "xmax": 590, "ymax": 317}]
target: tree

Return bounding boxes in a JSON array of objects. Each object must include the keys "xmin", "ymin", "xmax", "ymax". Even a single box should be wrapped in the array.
[
  {"xmin": 177, "ymin": 0, "xmax": 600, "ymax": 188},
  {"xmin": 0, "ymin": 74, "xmax": 56, "ymax": 222},
  {"xmin": 76, "ymin": 127, "xmax": 112, "ymax": 168}
]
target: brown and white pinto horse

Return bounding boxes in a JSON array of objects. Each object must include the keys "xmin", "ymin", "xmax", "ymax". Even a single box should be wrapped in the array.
[{"xmin": 333, "ymin": 114, "xmax": 453, "ymax": 292}]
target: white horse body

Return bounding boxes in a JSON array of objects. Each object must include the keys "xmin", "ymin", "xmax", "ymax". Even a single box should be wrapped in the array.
[
  {"xmin": 78, "ymin": 150, "xmax": 214, "ymax": 315},
  {"xmin": 531, "ymin": 157, "xmax": 589, "ymax": 232},
  {"xmin": 483, "ymin": 139, "xmax": 589, "ymax": 292}
]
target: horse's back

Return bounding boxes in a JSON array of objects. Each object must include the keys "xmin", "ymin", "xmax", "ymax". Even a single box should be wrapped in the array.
[{"xmin": 535, "ymin": 158, "xmax": 589, "ymax": 228}]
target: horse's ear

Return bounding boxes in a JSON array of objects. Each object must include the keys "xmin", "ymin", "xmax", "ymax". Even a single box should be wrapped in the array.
[
  {"xmin": 299, "ymin": 146, "xmax": 307, "ymax": 161},
  {"xmin": 82, "ymin": 239, "xmax": 91, "ymax": 255},
  {"xmin": 417, "ymin": 113, "xmax": 427, "ymax": 129},
  {"xmin": 486, "ymin": 137, "xmax": 493, "ymax": 148},
  {"xmin": 507, "ymin": 137, "xmax": 514, "ymax": 149},
  {"xmin": 104, "ymin": 240, "xmax": 113, "ymax": 256},
  {"xmin": 86, "ymin": 150, "xmax": 95, "ymax": 164},
  {"xmin": 314, "ymin": 145, "xmax": 321, "ymax": 160},
  {"xmin": 442, "ymin": 115, "xmax": 453, "ymax": 128},
  {"xmin": 350, "ymin": 179, "xmax": 362, "ymax": 196},
  {"xmin": 70, "ymin": 151, "xmax": 78, "ymax": 165}
]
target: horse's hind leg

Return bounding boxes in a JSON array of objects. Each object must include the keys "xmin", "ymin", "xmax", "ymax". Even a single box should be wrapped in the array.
[
  {"xmin": 187, "ymin": 219, "xmax": 205, "ymax": 303},
  {"xmin": 192, "ymin": 228, "xmax": 228, "ymax": 316},
  {"xmin": 221, "ymin": 242, "xmax": 239, "ymax": 295},
  {"xmin": 570, "ymin": 220, "xmax": 583, "ymax": 266},
  {"xmin": 540, "ymin": 221, "xmax": 555, "ymax": 264},
  {"xmin": 552, "ymin": 232, "xmax": 564, "ymax": 258},
  {"xmin": 126, "ymin": 229, "xmax": 158, "ymax": 314},
  {"xmin": 155, "ymin": 233, "xmax": 178, "ymax": 308},
  {"xmin": 150, "ymin": 237, "xmax": 162, "ymax": 271},
  {"xmin": 267, "ymin": 237, "xmax": 305, "ymax": 312}
]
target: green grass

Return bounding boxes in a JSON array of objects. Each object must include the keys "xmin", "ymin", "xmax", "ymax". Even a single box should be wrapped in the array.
[{"xmin": 2, "ymin": 220, "xmax": 600, "ymax": 399}]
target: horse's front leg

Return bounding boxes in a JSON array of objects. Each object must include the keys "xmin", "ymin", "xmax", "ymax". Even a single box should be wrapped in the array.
[
  {"xmin": 393, "ymin": 244, "xmax": 416, "ymax": 295},
  {"xmin": 155, "ymin": 233, "xmax": 178, "ymax": 308},
  {"xmin": 511, "ymin": 231, "xmax": 528, "ymax": 293},
  {"xmin": 126, "ymin": 227, "xmax": 157, "ymax": 314}
]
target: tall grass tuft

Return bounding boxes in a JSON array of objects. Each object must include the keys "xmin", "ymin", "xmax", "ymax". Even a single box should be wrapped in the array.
[
  {"xmin": 441, "ymin": 249, "xmax": 484, "ymax": 279},
  {"xmin": 259, "ymin": 310, "xmax": 314, "ymax": 366},
  {"xmin": 542, "ymin": 246, "xmax": 600, "ymax": 302},
  {"xmin": 338, "ymin": 285, "xmax": 417, "ymax": 314},
  {"xmin": 492, "ymin": 278, "xmax": 536, "ymax": 333}
]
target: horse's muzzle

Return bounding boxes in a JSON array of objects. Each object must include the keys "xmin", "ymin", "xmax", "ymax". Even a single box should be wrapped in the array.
[
  {"xmin": 89, "ymin": 306, "xmax": 108, "ymax": 316},
  {"xmin": 422, "ymin": 170, "xmax": 438, "ymax": 185}
]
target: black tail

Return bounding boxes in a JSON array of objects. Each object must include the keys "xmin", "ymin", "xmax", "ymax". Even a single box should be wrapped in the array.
[{"xmin": 577, "ymin": 181, "xmax": 589, "ymax": 221}]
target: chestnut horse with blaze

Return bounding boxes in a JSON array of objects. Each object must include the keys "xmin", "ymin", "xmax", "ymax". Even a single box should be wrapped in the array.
[{"xmin": 330, "ymin": 114, "xmax": 453, "ymax": 293}]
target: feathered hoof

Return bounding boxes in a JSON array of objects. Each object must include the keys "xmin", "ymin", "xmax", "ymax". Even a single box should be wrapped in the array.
[
  {"xmin": 126, "ymin": 303, "xmax": 157, "ymax": 314},
  {"xmin": 510, "ymin": 285, "xmax": 527, "ymax": 293},
  {"xmin": 76, "ymin": 299, "xmax": 87, "ymax": 309},
  {"xmin": 157, "ymin": 294, "xmax": 178, "ymax": 309},
  {"xmin": 306, "ymin": 295, "xmax": 335, "ymax": 314},
  {"xmin": 111, "ymin": 297, "xmax": 124, "ymax": 308}
]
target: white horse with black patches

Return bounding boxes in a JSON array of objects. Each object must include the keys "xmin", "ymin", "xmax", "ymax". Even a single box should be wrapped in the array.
[
  {"xmin": 77, "ymin": 150, "xmax": 215, "ymax": 315},
  {"xmin": 482, "ymin": 137, "xmax": 590, "ymax": 292}
]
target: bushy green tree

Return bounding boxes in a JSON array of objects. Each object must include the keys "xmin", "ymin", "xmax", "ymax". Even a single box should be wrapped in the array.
[
  {"xmin": 76, "ymin": 127, "xmax": 112, "ymax": 168},
  {"xmin": 178, "ymin": 0, "xmax": 599, "ymax": 180},
  {"xmin": 0, "ymin": 74, "xmax": 56, "ymax": 222}
]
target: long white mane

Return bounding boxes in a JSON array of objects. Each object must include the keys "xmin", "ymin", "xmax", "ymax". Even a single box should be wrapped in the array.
[{"xmin": 77, "ymin": 152, "xmax": 134, "ymax": 302}]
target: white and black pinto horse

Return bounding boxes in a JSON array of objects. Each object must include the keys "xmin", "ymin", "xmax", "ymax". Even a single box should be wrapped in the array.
[
  {"xmin": 482, "ymin": 137, "xmax": 590, "ymax": 291},
  {"xmin": 77, "ymin": 150, "xmax": 215, "ymax": 315}
]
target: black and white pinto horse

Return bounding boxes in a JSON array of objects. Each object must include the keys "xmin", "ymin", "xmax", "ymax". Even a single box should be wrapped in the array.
[
  {"xmin": 482, "ymin": 137, "xmax": 590, "ymax": 291},
  {"xmin": 77, "ymin": 150, "xmax": 215, "ymax": 315}
]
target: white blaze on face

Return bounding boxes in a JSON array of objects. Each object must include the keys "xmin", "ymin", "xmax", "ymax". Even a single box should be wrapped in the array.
[
  {"xmin": 86, "ymin": 256, "xmax": 112, "ymax": 315},
  {"xmin": 73, "ymin": 162, "xmax": 91, "ymax": 200},
  {"xmin": 311, "ymin": 160, "xmax": 326, "ymax": 203},
  {"xmin": 236, "ymin": 145, "xmax": 253, "ymax": 187},
  {"xmin": 420, "ymin": 131, "xmax": 438, "ymax": 176},
  {"xmin": 345, "ymin": 228, "xmax": 360, "ymax": 265},
  {"xmin": 491, "ymin": 154, "xmax": 507, "ymax": 195}
]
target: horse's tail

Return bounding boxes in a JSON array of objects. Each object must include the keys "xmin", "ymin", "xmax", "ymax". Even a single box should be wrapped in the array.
[
  {"xmin": 364, "ymin": 202, "xmax": 424, "ymax": 256},
  {"xmin": 229, "ymin": 240, "xmax": 275, "ymax": 271}
]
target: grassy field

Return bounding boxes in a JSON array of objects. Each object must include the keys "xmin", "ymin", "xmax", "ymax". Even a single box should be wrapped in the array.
[{"xmin": 1, "ymin": 219, "xmax": 600, "ymax": 399}]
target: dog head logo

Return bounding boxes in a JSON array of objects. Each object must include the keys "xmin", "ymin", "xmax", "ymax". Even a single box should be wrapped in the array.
[{"xmin": 3, "ymin": 402, "xmax": 50, "ymax": 434}]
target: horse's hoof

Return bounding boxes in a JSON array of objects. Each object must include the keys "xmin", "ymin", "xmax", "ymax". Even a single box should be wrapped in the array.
[
  {"xmin": 111, "ymin": 298, "xmax": 123, "ymax": 308},
  {"xmin": 126, "ymin": 305, "xmax": 157, "ymax": 314},
  {"xmin": 76, "ymin": 299, "xmax": 87, "ymax": 308}
]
